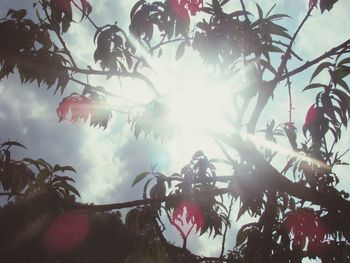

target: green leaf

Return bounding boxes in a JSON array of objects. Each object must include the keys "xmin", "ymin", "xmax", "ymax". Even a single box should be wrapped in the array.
[
  {"xmin": 65, "ymin": 183, "xmax": 80, "ymax": 197},
  {"xmin": 132, "ymin": 172, "xmax": 150, "ymax": 187},
  {"xmin": 302, "ymin": 83, "xmax": 328, "ymax": 92},
  {"xmin": 51, "ymin": 175, "xmax": 75, "ymax": 183},
  {"xmin": 265, "ymin": 45, "xmax": 284, "ymax": 53},
  {"xmin": 11, "ymin": 9, "xmax": 27, "ymax": 20},
  {"xmin": 53, "ymin": 165, "xmax": 76, "ymax": 173},
  {"xmin": 1, "ymin": 141, "xmax": 27, "ymax": 149},
  {"xmin": 265, "ymin": 4, "xmax": 276, "ymax": 17},
  {"xmin": 230, "ymin": 10, "xmax": 251, "ymax": 17},
  {"xmin": 260, "ymin": 59, "xmax": 277, "ymax": 75},
  {"xmin": 267, "ymin": 13, "xmax": 290, "ymax": 20},
  {"xmin": 6, "ymin": 9, "xmax": 15, "ymax": 17},
  {"xmin": 265, "ymin": 22, "xmax": 291, "ymax": 39},
  {"xmin": 36, "ymin": 169, "xmax": 51, "ymax": 183},
  {"xmin": 237, "ymin": 202, "xmax": 248, "ymax": 221},
  {"xmin": 143, "ymin": 177, "xmax": 154, "ymax": 198},
  {"xmin": 54, "ymin": 181, "xmax": 80, "ymax": 197},
  {"xmin": 335, "ymin": 78, "xmax": 350, "ymax": 94},
  {"xmin": 175, "ymin": 41, "xmax": 186, "ymax": 61},
  {"xmin": 338, "ymin": 57, "xmax": 350, "ymax": 66},
  {"xmin": 335, "ymin": 65, "xmax": 350, "ymax": 79},
  {"xmin": 62, "ymin": 14, "xmax": 71, "ymax": 33},
  {"xmin": 320, "ymin": 0, "xmax": 338, "ymax": 13},
  {"xmin": 130, "ymin": 0, "xmax": 145, "ymax": 20},
  {"xmin": 310, "ymin": 62, "xmax": 333, "ymax": 82},
  {"xmin": 235, "ymin": 226, "xmax": 249, "ymax": 247},
  {"xmin": 256, "ymin": 3, "xmax": 263, "ymax": 19}
]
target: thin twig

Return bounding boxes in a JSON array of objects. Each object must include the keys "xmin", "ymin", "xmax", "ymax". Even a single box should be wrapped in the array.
[
  {"xmin": 41, "ymin": 3, "xmax": 78, "ymax": 68},
  {"xmin": 279, "ymin": 38, "xmax": 350, "ymax": 82},
  {"xmin": 286, "ymin": 72, "xmax": 293, "ymax": 124},
  {"xmin": 219, "ymin": 195, "xmax": 234, "ymax": 259},
  {"xmin": 66, "ymin": 66, "xmax": 160, "ymax": 97},
  {"xmin": 72, "ymin": 0, "xmax": 99, "ymax": 30},
  {"xmin": 275, "ymin": 7, "xmax": 314, "ymax": 81},
  {"xmin": 68, "ymin": 77, "xmax": 136, "ymax": 105}
]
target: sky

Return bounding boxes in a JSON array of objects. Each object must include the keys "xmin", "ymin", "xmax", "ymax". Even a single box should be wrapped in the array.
[{"xmin": 0, "ymin": 0, "xmax": 350, "ymax": 260}]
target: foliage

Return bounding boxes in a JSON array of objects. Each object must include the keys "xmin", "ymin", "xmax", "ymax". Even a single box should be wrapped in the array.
[{"xmin": 1, "ymin": 0, "xmax": 350, "ymax": 262}]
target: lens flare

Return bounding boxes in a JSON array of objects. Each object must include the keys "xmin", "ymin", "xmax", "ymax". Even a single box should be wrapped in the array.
[
  {"xmin": 171, "ymin": 201, "xmax": 204, "ymax": 238},
  {"xmin": 43, "ymin": 212, "xmax": 90, "ymax": 254}
]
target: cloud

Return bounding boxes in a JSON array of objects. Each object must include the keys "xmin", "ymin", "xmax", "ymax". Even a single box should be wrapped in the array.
[{"xmin": 296, "ymin": 0, "xmax": 350, "ymax": 58}]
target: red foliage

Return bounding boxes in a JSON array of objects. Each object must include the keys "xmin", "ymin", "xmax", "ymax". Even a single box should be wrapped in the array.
[
  {"xmin": 284, "ymin": 208, "xmax": 327, "ymax": 253},
  {"xmin": 57, "ymin": 94, "xmax": 93, "ymax": 123},
  {"xmin": 43, "ymin": 212, "xmax": 90, "ymax": 254},
  {"xmin": 304, "ymin": 105, "xmax": 321, "ymax": 128},
  {"xmin": 309, "ymin": 0, "xmax": 319, "ymax": 9},
  {"xmin": 53, "ymin": 0, "xmax": 72, "ymax": 15},
  {"xmin": 172, "ymin": 201, "xmax": 204, "ymax": 238},
  {"xmin": 57, "ymin": 94, "xmax": 112, "ymax": 128},
  {"xmin": 172, "ymin": 0, "xmax": 203, "ymax": 16}
]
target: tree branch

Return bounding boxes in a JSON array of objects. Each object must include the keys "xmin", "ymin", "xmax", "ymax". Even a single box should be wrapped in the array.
[
  {"xmin": 41, "ymin": 2, "xmax": 78, "ymax": 68},
  {"xmin": 247, "ymin": 81, "xmax": 273, "ymax": 133},
  {"xmin": 275, "ymin": 7, "xmax": 313, "ymax": 81},
  {"xmin": 66, "ymin": 66, "xmax": 160, "ymax": 97},
  {"xmin": 73, "ymin": 188, "xmax": 231, "ymax": 213},
  {"xmin": 72, "ymin": 0, "xmax": 99, "ymax": 30},
  {"xmin": 219, "ymin": 195, "xmax": 234, "ymax": 259},
  {"xmin": 210, "ymin": 132, "xmax": 350, "ymax": 216},
  {"xmin": 260, "ymin": 189, "xmax": 276, "ymax": 262},
  {"xmin": 278, "ymin": 38, "xmax": 350, "ymax": 82}
]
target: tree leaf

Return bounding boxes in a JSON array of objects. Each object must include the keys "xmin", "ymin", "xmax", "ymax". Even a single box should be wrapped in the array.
[
  {"xmin": 235, "ymin": 225, "xmax": 251, "ymax": 247},
  {"xmin": 236, "ymin": 202, "xmax": 248, "ymax": 221},
  {"xmin": 53, "ymin": 165, "xmax": 76, "ymax": 173},
  {"xmin": 310, "ymin": 61, "xmax": 333, "ymax": 82},
  {"xmin": 335, "ymin": 78, "xmax": 350, "ymax": 94},
  {"xmin": 338, "ymin": 57, "xmax": 350, "ymax": 66},
  {"xmin": 54, "ymin": 181, "xmax": 81, "ymax": 197},
  {"xmin": 175, "ymin": 41, "xmax": 186, "ymax": 61},
  {"xmin": 1, "ymin": 141, "xmax": 27, "ymax": 149},
  {"xmin": 130, "ymin": 0, "xmax": 145, "ymax": 20},
  {"xmin": 256, "ymin": 3, "xmax": 263, "ymax": 19},
  {"xmin": 267, "ymin": 13, "xmax": 290, "ymax": 21},
  {"xmin": 230, "ymin": 10, "xmax": 251, "ymax": 18},
  {"xmin": 260, "ymin": 59, "xmax": 277, "ymax": 75},
  {"xmin": 132, "ymin": 172, "xmax": 150, "ymax": 187},
  {"xmin": 302, "ymin": 83, "xmax": 328, "ymax": 92},
  {"xmin": 11, "ymin": 9, "xmax": 26, "ymax": 20}
]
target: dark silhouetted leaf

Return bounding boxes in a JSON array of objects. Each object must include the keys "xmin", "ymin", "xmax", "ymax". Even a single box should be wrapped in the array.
[
  {"xmin": 175, "ymin": 41, "xmax": 186, "ymax": 60},
  {"xmin": 310, "ymin": 61, "xmax": 333, "ymax": 82},
  {"xmin": 132, "ymin": 172, "xmax": 150, "ymax": 187}
]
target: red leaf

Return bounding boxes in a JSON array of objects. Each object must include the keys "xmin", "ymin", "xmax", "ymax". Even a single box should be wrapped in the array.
[
  {"xmin": 172, "ymin": 0, "xmax": 203, "ymax": 17},
  {"xmin": 54, "ymin": 0, "xmax": 72, "ymax": 17},
  {"xmin": 304, "ymin": 105, "xmax": 321, "ymax": 128},
  {"xmin": 309, "ymin": 0, "xmax": 318, "ymax": 9},
  {"xmin": 57, "ymin": 94, "xmax": 93, "ymax": 123},
  {"xmin": 284, "ymin": 209, "xmax": 327, "ymax": 254}
]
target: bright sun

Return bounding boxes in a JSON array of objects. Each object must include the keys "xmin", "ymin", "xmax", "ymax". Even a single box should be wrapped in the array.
[
  {"xmin": 154, "ymin": 49, "xmax": 243, "ymax": 137},
  {"xmin": 144, "ymin": 49, "xmax": 245, "ymax": 168}
]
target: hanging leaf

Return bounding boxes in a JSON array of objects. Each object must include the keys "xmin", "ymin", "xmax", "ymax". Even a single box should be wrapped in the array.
[
  {"xmin": 175, "ymin": 42, "xmax": 186, "ymax": 60},
  {"xmin": 302, "ymin": 83, "xmax": 328, "ymax": 92},
  {"xmin": 310, "ymin": 62, "xmax": 333, "ymax": 82},
  {"xmin": 1, "ymin": 141, "xmax": 27, "ymax": 149},
  {"xmin": 132, "ymin": 172, "xmax": 150, "ymax": 187}
]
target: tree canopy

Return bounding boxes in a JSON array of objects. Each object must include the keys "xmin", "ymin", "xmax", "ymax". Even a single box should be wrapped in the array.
[{"xmin": 1, "ymin": 0, "xmax": 350, "ymax": 262}]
